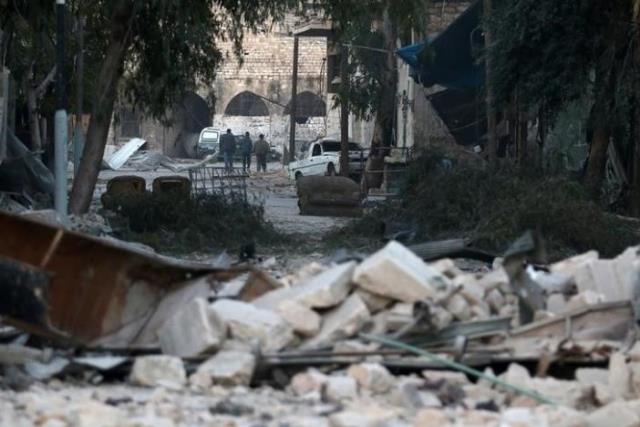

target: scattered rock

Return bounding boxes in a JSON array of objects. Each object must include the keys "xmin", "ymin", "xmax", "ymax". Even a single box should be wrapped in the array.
[
  {"xmin": 446, "ymin": 294, "xmax": 472, "ymax": 322},
  {"xmin": 485, "ymin": 289, "xmax": 506, "ymax": 314},
  {"xmin": 347, "ymin": 363, "xmax": 395, "ymax": 394},
  {"xmin": 355, "ymin": 288, "xmax": 394, "ymax": 313},
  {"xmin": 329, "ymin": 407, "xmax": 396, "ymax": 427},
  {"xmin": 253, "ymin": 262, "xmax": 356, "ymax": 310},
  {"xmin": 413, "ymin": 409, "xmax": 452, "ymax": 427},
  {"xmin": 566, "ymin": 290, "xmax": 605, "ymax": 312},
  {"xmin": 190, "ymin": 351, "xmax": 256, "ymax": 388},
  {"xmin": 586, "ymin": 400, "xmax": 640, "ymax": 427},
  {"xmin": 130, "ymin": 355, "xmax": 186, "ymax": 389},
  {"xmin": 290, "ymin": 369, "xmax": 329, "ymax": 397},
  {"xmin": 158, "ymin": 297, "xmax": 226, "ymax": 357},
  {"xmin": 211, "ymin": 299, "xmax": 294, "ymax": 351},
  {"xmin": 353, "ymin": 241, "xmax": 449, "ymax": 303},
  {"xmin": 609, "ymin": 352, "xmax": 632, "ymax": 400},
  {"xmin": 323, "ymin": 376, "xmax": 358, "ymax": 403},
  {"xmin": 575, "ymin": 368, "xmax": 609, "ymax": 386},
  {"xmin": 302, "ymin": 294, "xmax": 371, "ymax": 349},
  {"xmin": 68, "ymin": 401, "xmax": 125, "ymax": 427},
  {"xmin": 275, "ymin": 300, "xmax": 322, "ymax": 337}
]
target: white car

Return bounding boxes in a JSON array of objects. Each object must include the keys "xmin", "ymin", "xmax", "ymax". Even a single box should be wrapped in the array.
[{"xmin": 288, "ymin": 139, "xmax": 367, "ymax": 180}]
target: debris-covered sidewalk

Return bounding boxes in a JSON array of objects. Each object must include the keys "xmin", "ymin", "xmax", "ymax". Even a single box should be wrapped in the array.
[{"xmin": 2, "ymin": 211, "xmax": 640, "ymax": 426}]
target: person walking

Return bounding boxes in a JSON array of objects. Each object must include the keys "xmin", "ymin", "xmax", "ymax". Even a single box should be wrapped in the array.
[
  {"xmin": 220, "ymin": 129, "xmax": 236, "ymax": 173},
  {"xmin": 254, "ymin": 134, "xmax": 270, "ymax": 173},
  {"xmin": 240, "ymin": 131, "xmax": 253, "ymax": 172}
]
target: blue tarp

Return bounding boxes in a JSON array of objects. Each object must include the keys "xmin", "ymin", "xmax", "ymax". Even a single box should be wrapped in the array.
[{"xmin": 397, "ymin": 0, "xmax": 484, "ymax": 89}]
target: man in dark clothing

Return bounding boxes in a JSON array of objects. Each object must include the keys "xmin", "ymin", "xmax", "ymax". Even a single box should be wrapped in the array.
[
  {"xmin": 240, "ymin": 132, "xmax": 253, "ymax": 172},
  {"xmin": 220, "ymin": 129, "xmax": 236, "ymax": 173},
  {"xmin": 254, "ymin": 134, "xmax": 270, "ymax": 173}
]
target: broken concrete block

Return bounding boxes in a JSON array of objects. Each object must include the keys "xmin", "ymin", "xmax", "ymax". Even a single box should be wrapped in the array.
[
  {"xmin": 550, "ymin": 251, "xmax": 599, "ymax": 275},
  {"xmin": 470, "ymin": 304, "xmax": 490, "ymax": 321},
  {"xmin": 323, "ymin": 376, "xmax": 358, "ymax": 403},
  {"xmin": 609, "ymin": 352, "xmax": 632, "ymax": 400},
  {"xmin": 413, "ymin": 409, "xmax": 453, "ymax": 427},
  {"xmin": 546, "ymin": 293, "xmax": 567, "ymax": 314},
  {"xmin": 485, "ymin": 289, "xmax": 506, "ymax": 314},
  {"xmin": 189, "ymin": 351, "xmax": 256, "ymax": 387},
  {"xmin": 130, "ymin": 355, "xmax": 186, "ymax": 389},
  {"xmin": 430, "ymin": 305, "xmax": 454, "ymax": 330},
  {"xmin": 534, "ymin": 405, "xmax": 588, "ymax": 427},
  {"xmin": 527, "ymin": 377, "xmax": 595, "ymax": 409},
  {"xmin": 158, "ymin": 297, "xmax": 226, "ymax": 358},
  {"xmin": 290, "ymin": 369, "xmax": 329, "ymax": 396},
  {"xmin": 210, "ymin": 299, "xmax": 294, "ymax": 351},
  {"xmin": 476, "ymin": 268, "xmax": 510, "ymax": 294},
  {"xmin": 385, "ymin": 302, "xmax": 415, "ymax": 331},
  {"xmin": 446, "ymin": 294, "xmax": 472, "ymax": 322},
  {"xmin": 253, "ymin": 262, "xmax": 356, "ymax": 310},
  {"xmin": 275, "ymin": 300, "xmax": 321, "ymax": 337},
  {"xmin": 355, "ymin": 288, "xmax": 393, "ymax": 313},
  {"xmin": 499, "ymin": 363, "xmax": 530, "ymax": 391},
  {"xmin": 302, "ymin": 294, "xmax": 370, "ymax": 349},
  {"xmin": 586, "ymin": 401, "xmax": 640, "ymax": 427},
  {"xmin": 575, "ymin": 368, "xmax": 609, "ymax": 386},
  {"xmin": 353, "ymin": 241, "xmax": 449, "ymax": 303},
  {"xmin": 68, "ymin": 402, "xmax": 125, "ymax": 427},
  {"xmin": 329, "ymin": 407, "xmax": 396, "ymax": 427},
  {"xmin": 566, "ymin": 290, "xmax": 605, "ymax": 312},
  {"xmin": 630, "ymin": 341, "xmax": 640, "ymax": 363},
  {"xmin": 347, "ymin": 363, "xmax": 395, "ymax": 394},
  {"xmin": 429, "ymin": 259, "xmax": 463, "ymax": 279},
  {"xmin": 629, "ymin": 362, "xmax": 640, "ymax": 399},
  {"xmin": 390, "ymin": 377, "xmax": 442, "ymax": 411},
  {"xmin": 454, "ymin": 276, "xmax": 485, "ymax": 306}
]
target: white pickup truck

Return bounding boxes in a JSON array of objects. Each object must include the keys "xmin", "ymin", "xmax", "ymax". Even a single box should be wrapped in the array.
[{"xmin": 288, "ymin": 138, "xmax": 367, "ymax": 180}]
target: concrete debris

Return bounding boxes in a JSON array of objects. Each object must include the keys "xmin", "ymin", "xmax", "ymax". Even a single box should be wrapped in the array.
[
  {"xmin": 158, "ymin": 297, "xmax": 226, "ymax": 358},
  {"xmin": 253, "ymin": 261, "xmax": 355, "ymax": 310},
  {"xmin": 189, "ymin": 351, "xmax": 256, "ymax": 388},
  {"xmin": 354, "ymin": 241, "xmax": 450, "ymax": 303},
  {"xmin": 129, "ymin": 355, "xmax": 187, "ymax": 389},
  {"xmin": 323, "ymin": 375, "xmax": 359, "ymax": 403},
  {"xmin": 302, "ymin": 293, "xmax": 371, "ymax": 349},
  {"xmin": 275, "ymin": 299, "xmax": 322, "ymax": 337},
  {"xmin": 210, "ymin": 299, "xmax": 294, "ymax": 351},
  {"xmin": 290, "ymin": 369, "xmax": 329, "ymax": 397},
  {"xmin": 9, "ymin": 237, "xmax": 640, "ymax": 426},
  {"xmin": 347, "ymin": 363, "xmax": 395, "ymax": 394}
]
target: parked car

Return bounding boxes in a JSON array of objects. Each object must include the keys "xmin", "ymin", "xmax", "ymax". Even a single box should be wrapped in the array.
[
  {"xmin": 196, "ymin": 127, "xmax": 221, "ymax": 159},
  {"xmin": 287, "ymin": 138, "xmax": 368, "ymax": 180}
]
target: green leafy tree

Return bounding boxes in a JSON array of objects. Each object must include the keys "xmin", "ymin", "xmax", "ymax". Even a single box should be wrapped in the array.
[{"xmin": 488, "ymin": 0, "xmax": 636, "ymax": 198}]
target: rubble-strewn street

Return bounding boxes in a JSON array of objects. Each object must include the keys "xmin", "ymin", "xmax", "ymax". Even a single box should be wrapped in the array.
[{"xmin": 4, "ymin": 0, "xmax": 640, "ymax": 426}]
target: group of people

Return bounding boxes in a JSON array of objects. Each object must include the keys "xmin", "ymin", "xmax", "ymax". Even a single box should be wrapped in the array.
[{"xmin": 219, "ymin": 129, "xmax": 271, "ymax": 174}]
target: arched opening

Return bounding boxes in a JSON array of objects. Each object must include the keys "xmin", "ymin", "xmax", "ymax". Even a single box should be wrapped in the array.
[
  {"xmin": 225, "ymin": 91, "xmax": 269, "ymax": 116},
  {"xmin": 181, "ymin": 91, "xmax": 211, "ymax": 133},
  {"xmin": 284, "ymin": 91, "xmax": 327, "ymax": 121}
]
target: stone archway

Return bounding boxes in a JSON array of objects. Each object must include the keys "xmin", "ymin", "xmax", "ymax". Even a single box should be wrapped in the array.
[
  {"xmin": 225, "ymin": 91, "xmax": 269, "ymax": 116},
  {"xmin": 284, "ymin": 91, "xmax": 327, "ymax": 122}
]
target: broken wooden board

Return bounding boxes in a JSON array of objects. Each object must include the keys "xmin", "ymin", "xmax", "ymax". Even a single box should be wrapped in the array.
[{"xmin": 0, "ymin": 211, "xmax": 244, "ymax": 347}]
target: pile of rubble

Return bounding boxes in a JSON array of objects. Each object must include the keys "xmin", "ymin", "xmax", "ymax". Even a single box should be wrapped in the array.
[{"xmin": 4, "ymin": 234, "xmax": 640, "ymax": 426}]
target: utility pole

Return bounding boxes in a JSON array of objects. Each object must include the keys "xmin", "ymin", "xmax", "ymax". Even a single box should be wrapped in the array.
[
  {"xmin": 54, "ymin": 0, "xmax": 68, "ymax": 219},
  {"xmin": 484, "ymin": 0, "xmax": 498, "ymax": 164},
  {"xmin": 73, "ymin": 16, "xmax": 85, "ymax": 177},
  {"xmin": 339, "ymin": 45, "xmax": 349, "ymax": 177},
  {"xmin": 288, "ymin": 36, "xmax": 299, "ymax": 165}
]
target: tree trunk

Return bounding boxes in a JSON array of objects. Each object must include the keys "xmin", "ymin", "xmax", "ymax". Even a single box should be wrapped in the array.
[
  {"xmin": 584, "ymin": 123, "xmax": 610, "ymax": 197},
  {"xmin": 364, "ymin": 8, "xmax": 397, "ymax": 189},
  {"xmin": 69, "ymin": 1, "xmax": 135, "ymax": 214}
]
